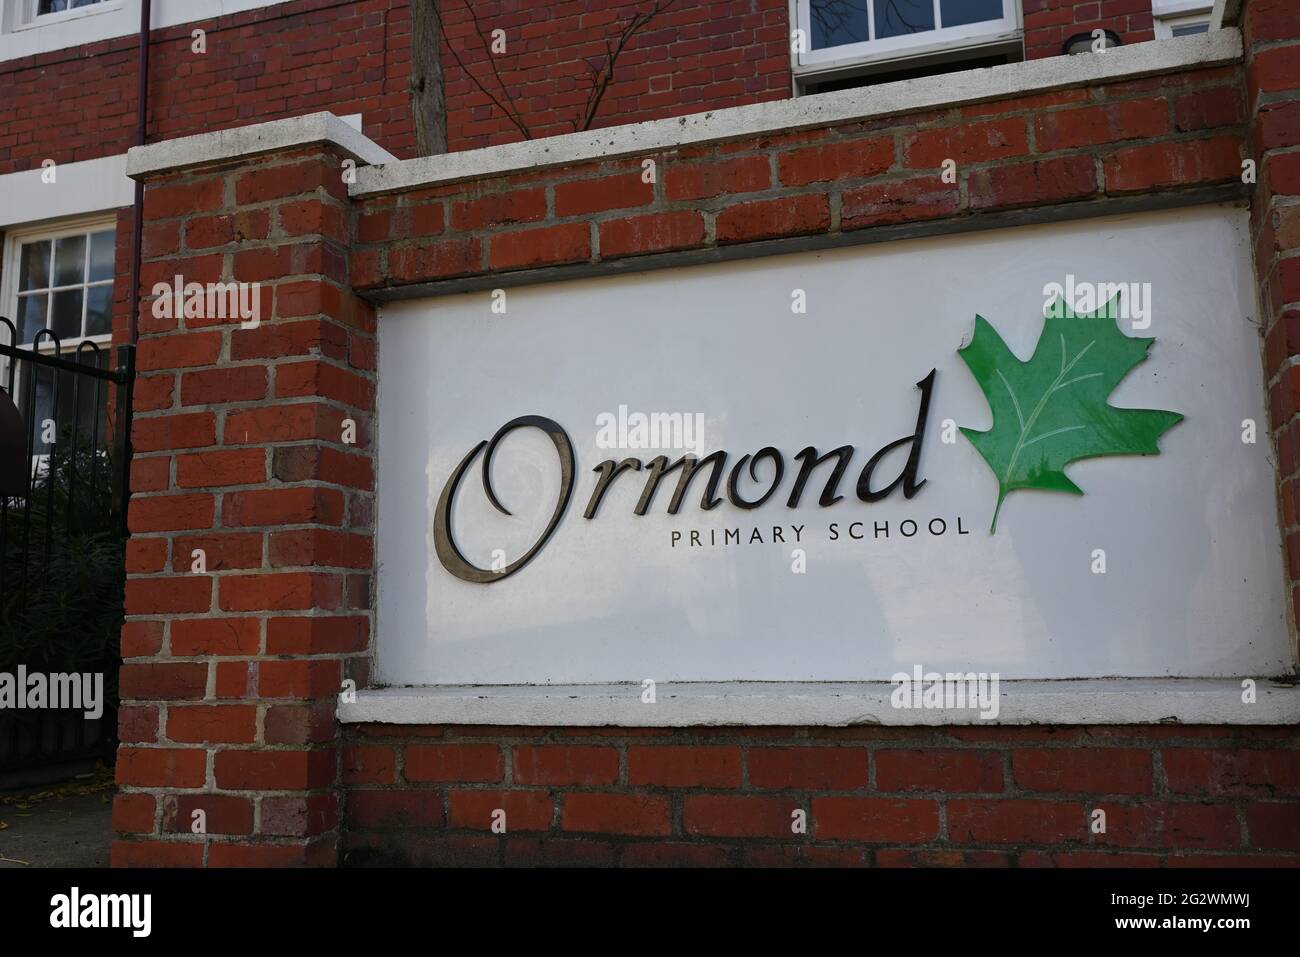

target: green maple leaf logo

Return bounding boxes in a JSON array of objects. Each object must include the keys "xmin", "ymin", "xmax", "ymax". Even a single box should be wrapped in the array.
[{"xmin": 957, "ymin": 295, "xmax": 1182, "ymax": 532}]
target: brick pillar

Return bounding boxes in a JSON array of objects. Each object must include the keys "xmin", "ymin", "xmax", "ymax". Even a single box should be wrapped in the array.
[
  {"xmin": 111, "ymin": 124, "xmax": 377, "ymax": 867},
  {"xmin": 1249, "ymin": 0, "xmax": 1300, "ymax": 644}
]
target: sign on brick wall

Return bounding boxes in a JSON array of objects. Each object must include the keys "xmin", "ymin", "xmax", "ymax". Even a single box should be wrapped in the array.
[{"xmin": 377, "ymin": 206, "xmax": 1289, "ymax": 685}]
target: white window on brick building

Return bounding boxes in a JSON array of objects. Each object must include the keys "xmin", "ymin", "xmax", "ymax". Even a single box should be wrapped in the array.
[
  {"xmin": 1, "ymin": 216, "xmax": 115, "ymax": 458},
  {"xmin": 793, "ymin": 0, "xmax": 1023, "ymax": 91},
  {"xmin": 8, "ymin": 0, "xmax": 117, "ymax": 30},
  {"xmin": 1152, "ymin": 0, "xmax": 1214, "ymax": 38}
]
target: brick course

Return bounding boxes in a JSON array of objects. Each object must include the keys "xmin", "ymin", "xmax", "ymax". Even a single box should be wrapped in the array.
[
  {"xmin": 341, "ymin": 726, "xmax": 1300, "ymax": 866},
  {"xmin": 112, "ymin": 142, "xmax": 376, "ymax": 867},
  {"xmin": 352, "ymin": 63, "xmax": 1248, "ymax": 293}
]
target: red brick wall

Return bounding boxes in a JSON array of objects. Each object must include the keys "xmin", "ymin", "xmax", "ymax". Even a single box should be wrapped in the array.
[
  {"xmin": 1248, "ymin": 2, "xmax": 1300, "ymax": 648},
  {"xmin": 0, "ymin": 0, "xmax": 792, "ymax": 178},
  {"xmin": 339, "ymin": 56, "xmax": 1296, "ymax": 865},
  {"xmin": 437, "ymin": 0, "xmax": 790, "ymax": 149},
  {"xmin": 342, "ymin": 726, "xmax": 1300, "ymax": 865},
  {"xmin": 351, "ymin": 63, "xmax": 1246, "ymax": 293},
  {"xmin": 0, "ymin": 0, "xmax": 409, "ymax": 176},
  {"xmin": 1024, "ymin": 0, "xmax": 1157, "ymax": 60},
  {"xmin": 110, "ymin": 1, "xmax": 1300, "ymax": 867},
  {"xmin": 112, "ymin": 144, "xmax": 377, "ymax": 866},
  {"xmin": 1, "ymin": 0, "xmax": 1192, "ymax": 177}
]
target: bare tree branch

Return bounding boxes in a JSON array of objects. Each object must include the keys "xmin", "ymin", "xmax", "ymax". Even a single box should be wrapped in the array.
[
  {"xmin": 422, "ymin": 0, "xmax": 683, "ymax": 144},
  {"xmin": 460, "ymin": 0, "xmax": 534, "ymax": 140},
  {"xmin": 429, "ymin": 0, "xmax": 534, "ymax": 141},
  {"xmin": 578, "ymin": 0, "xmax": 680, "ymax": 133}
]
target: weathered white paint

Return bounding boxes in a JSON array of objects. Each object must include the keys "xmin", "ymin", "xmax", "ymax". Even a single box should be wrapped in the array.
[
  {"xmin": 339, "ymin": 679, "xmax": 1300, "ymax": 727},
  {"xmin": 1154, "ymin": 0, "xmax": 1215, "ymax": 17},
  {"xmin": 353, "ymin": 30, "xmax": 1242, "ymax": 197},
  {"xmin": 125, "ymin": 110, "xmax": 396, "ymax": 180},
  {"xmin": 377, "ymin": 205, "xmax": 1291, "ymax": 687},
  {"xmin": 0, "ymin": 152, "xmax": 133, "ymax": 227},
  {"xmin": 1210, "ymin": 0, "xmax": 1243, "ymax": 29}
]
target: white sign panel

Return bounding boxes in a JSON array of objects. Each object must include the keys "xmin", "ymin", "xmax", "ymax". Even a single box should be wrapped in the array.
[{"xmin": 376, "ymin": 206, "xmax": 1291, "ymax": 686}]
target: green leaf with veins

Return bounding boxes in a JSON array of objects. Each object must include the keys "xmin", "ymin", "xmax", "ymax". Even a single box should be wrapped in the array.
[{"xmin": 957, "ymin": 295, "xmax": 1182, "ymax": 532}]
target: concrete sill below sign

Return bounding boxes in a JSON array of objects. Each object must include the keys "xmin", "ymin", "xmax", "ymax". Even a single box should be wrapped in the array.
[{"xmin": 339, "ymin": 679, "xmax": 1300, "ymax": 727}]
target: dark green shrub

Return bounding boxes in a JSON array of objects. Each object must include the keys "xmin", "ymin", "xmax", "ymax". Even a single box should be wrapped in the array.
[{"xmin": 0, "ymin": 435, "xmax": 123, "ymax": 726}]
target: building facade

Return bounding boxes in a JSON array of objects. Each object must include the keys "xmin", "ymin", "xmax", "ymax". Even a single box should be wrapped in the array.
[{"xmin": 0, "ymin": 0, "xmax": 1298, "ymax": 866}]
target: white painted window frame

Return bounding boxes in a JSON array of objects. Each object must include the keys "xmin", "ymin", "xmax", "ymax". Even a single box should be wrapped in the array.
[
  {"xmin": 1153, "ymin": 0, "xmax": 1213, "ymax": 39},
  {"xmin": 12, "ymin": 0, "xmax": 120, "ymax": 32},
  {"xmin": 1, "ymin": 214, "xmax": 117, "ymax": 470},
  {"xmin": 791, "ymin": 0, "xmax": 1023, "ymax": 80},
  {"xmin": 0, "ymin": 0, "xmax": 298, "ymax": 61},
  {"xmin": 1155, "ymin": 13, "xmax": 1214, "ymax": 39},
  {"xmin": 2, "ymin": 213, "xmax": 117, "ymax": 349}
]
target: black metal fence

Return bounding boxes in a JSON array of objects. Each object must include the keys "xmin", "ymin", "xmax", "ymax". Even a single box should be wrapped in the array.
[{"xmin": 0, "ymin": 318, "xmax": 134, "ymax": 779}]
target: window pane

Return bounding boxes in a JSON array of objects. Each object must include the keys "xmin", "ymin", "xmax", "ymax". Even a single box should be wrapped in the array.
[
  {"xmin": 39, "ymin": 0, "xmax": 109, "ymax": 11},
  {"xmin": 1171, "ymin": 23, "xmax": 1209, "ymax": 36},
  {"xmin": 53, "ymin": 234, "xmax": 87, "ymax": 287},
  {"xmin": 810, "ymin": 0, "xmax": 870, "ymax": 49},
  {"xmin": 941, "ymin": 0, "xmax": 1003, "ymax": 27},
  {"xmin": 17, "ymin": 294, "xmax": 47, "ymax": 343},
  {"xmin": 88, "ymin": 229, "xmax": 115, "ymax": 282},
  {"xmin": 85, "ymin": 285, "xmax": 113, "ymax": 337},
  {"xmin": 19, "ymin": 241, "xmax": 51, "ymax": 291},
  {"xmin": 874, "ymin": 0, "xmax": 936, "ymax": 38},
  {"xmin": 51, "ymin": 289, "xmax": 84, "ymax": 341}
]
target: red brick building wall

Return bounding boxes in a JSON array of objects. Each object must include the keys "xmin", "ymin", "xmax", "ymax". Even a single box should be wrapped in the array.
[
  {"xmin": 1249, "ymin": 0, "xmax": 1300, "ymax": 666},
  {"xmin": 0, "ymin": 0, "xmax": 1291, "ymax": 871},
  {"xmin": 438, "ymin": 0, "xmax": 791, "ymax": 149},
  {"xmin": 0, "ymin": 0, "xmax": 792, "ymax": 178},
  {"xmin": 0, "ymin": 0, "xmax": 1192, "ymax": 179},
  {"xmin": 341, "ymin": 726, "xmax": 1300, "ymax": 866},
  {"xmin": 113, "ymin": 140, "xmax": 378, "ymax": 866},
  {"xmin": 2, "ymin": 0, "xmax": 795, "ymax": 377},
  {"xmin": 110, "ymin": 15, "xmax": 1300, "ymax": 863}
]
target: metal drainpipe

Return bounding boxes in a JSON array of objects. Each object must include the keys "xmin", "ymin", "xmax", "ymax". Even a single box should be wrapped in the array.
[{"xmin": 127, "ymin": 0, "xmax": 152, "ymax": 346}]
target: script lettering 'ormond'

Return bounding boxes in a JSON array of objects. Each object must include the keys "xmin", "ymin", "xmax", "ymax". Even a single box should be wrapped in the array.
[{"xmin": 433, "ymin": 370, "xmax": 935, "ymax": 583}]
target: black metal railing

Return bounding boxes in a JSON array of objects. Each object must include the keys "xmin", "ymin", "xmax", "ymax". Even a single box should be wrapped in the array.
[{"xmin": 0, "ymin": 317, "xmax": 134, "ymax": 777}]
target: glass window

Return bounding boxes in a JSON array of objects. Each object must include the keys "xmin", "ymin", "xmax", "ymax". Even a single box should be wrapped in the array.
[
  {"xmin": 810, "ymin": 0, "xmax": 869, "ymax": 50},
  {"xmin": 809, "ymin": 0, "xmax": 1010, "ymax": 49},
  {"xmin": 1152, "ymin": 5, "xmax": 1213, "ymax": 40},
  {"xmin": 4, "ymin": 221, "xmax": 116, "ymax": 459},
  {"xmin": 800, "ymin": 0, "xmax": 1018, "ymax": 72},
  {"xmin": 37, "ymin": 0, "xmax": 108, "ymax": 15},
  {"xmin": 14, "ymin": 227, "xmax": 115, "ymax": 346},
  {"xmin": 942, "ymin": 0, "xmax": 1004, "ymax": 28},
  {"xmin": 874, "ymin": 0, "xmax": 935, "ymax": 40}
]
